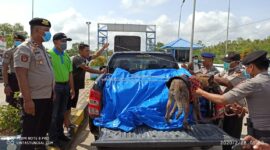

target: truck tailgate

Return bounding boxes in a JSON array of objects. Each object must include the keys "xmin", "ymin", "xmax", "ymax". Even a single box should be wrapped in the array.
[{"xmin": 92, "ymin": 124, "xmax": 235, "ymax": 148}]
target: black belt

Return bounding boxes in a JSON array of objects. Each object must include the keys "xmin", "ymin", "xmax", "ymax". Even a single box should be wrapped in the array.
[{"xmin": 55, "ymin": 82, "xmax": 69, "ymax": 85}]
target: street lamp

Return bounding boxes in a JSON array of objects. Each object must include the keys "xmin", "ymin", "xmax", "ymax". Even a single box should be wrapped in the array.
[
  {"xmin": 177, "ymin": 0, "xmax": 185, "ymax": 39},
  {"xmin": 32, "ymin": 0, "xmax": 34, "ymax": 19},
  {"xmin": 189, "ymin": 0, "xmax": 196, "ymax": 63},
  {"xmin": 86, "ymin": 21, "xmax": 91, "ymax": 46},
  {"xmin": 225, "ymin": 0, "xmax": 231, "ymax": 54}
]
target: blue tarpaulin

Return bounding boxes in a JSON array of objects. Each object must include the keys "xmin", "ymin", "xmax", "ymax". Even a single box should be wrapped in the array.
[{"xmin": 94, "ymin": 68, "xmax": 193, "ymax": 132}]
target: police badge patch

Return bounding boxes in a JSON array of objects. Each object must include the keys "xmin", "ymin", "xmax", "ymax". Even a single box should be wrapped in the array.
[{"xmin": 21, "ymin": 54, "xmax": 29, "ymax": 62}]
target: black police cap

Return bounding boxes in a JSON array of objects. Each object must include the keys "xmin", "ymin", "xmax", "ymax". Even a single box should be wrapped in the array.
[
  {"xmin": 53, "ymin": 32, "xmax": 72, "ymax": 41},
  {"xmin": 29, "ymin": 18, "xmax": 51, "ymax": 28},
  {"xmin": 201, "ymin": 52, "xmax": 215, "ymax": 58},
  {"xmin": 222, "ymin": 52, "xmax": 240, "ymax": 63},
  {"xmin": 14, "ymin": 32, "xmax": 26, "ymax": 40},
  {"xmin": 242, "ymin": 50, "xmax": 268, "ymax": 65}
]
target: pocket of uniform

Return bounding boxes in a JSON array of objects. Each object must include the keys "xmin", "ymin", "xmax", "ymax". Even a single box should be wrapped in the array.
[{"xmin": 34, "ymin": 53, "xmax": 45, "ymax": 65}]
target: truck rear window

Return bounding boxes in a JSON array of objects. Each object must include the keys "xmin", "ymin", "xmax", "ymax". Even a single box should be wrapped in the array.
[{"xmin": 108, "ymin": 53, "xmax": 179, "ymax": 73}]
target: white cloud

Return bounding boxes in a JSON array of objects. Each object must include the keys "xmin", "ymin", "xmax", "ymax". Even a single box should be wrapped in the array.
[
  {"xmin": 121, "ymin": 0, "xmax": 168, "ymax": 13},
  {"xmin": 46, "ymin": 9, "xmax": 270, "ymax": 50},
  {"xmin": 0, "ymin": 2, "xmax": 32, "ymax": 33},
  {"xmin": 155, "ymin": 11, "xmax": 270, "ymax": 46},
  {"xmin": 2, "ymin": 4, "xmax": 270, "ymax": 51}
]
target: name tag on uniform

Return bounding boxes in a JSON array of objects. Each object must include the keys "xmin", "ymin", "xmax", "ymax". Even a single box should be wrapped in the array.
[{"xmin": 35, "ymin": 54, "xmax": 44, "ymax": 65}]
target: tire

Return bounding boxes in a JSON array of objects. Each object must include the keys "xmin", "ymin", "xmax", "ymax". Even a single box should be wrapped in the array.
[{"xmin": 88, "ymin": 116, "xmax": 100, "ymax": 140}]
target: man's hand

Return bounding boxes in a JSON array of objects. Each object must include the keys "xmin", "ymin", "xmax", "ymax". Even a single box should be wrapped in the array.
[
  {"xmin": 214, "ymin": 76, "xmax": 231, "ymax": 87},
  {"xmin": 243, "ymin": 135, "xmax": 270, "ymax": 150},
  {"xmin": 181, "ymin": 63, "xmax": 188, "ymax": 69},
  {"xmin": 70, "ymin": 89, "xmax": 75, "ymax": 100},
  {"xmin": 4, "ymin": 86, "xmax": 13, "ymax": 96},
  {"xmin": 100, "ymin": 68, "xmax": 107, "ymax": 74},
  {"xmin": 195, "ymin": 87, "xmax": 203, "ymax": 96},
  {"xmin": 92, "ymin": 43, "xmax": 110, "ymax": 59},
  {"xmin": 23, "ymin": 99, "xmax": 35, "ymax": 116},
  {"xmin": 214, "ymin": 76, "xmax": 222, "ymax": 84},
  {"xmin": 228, "ymin": 103, "xmax": 247, "ymax": 117},
  {"xmin": 102, "ymin": 43, "xmax": 109, "ymax": 49}
]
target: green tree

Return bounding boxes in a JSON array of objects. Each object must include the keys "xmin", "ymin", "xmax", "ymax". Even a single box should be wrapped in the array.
[
  {"xmin": 197, "ymin": 37, "xmax": 270, "ymax": 64},
  {"xmin": 197, "ymin": 40, "xmax": 206, "ymax": 47},
  {"xmin": 154, "ymin": 42, "xmax": 165, "ymax": 52},
  {"xmin": 66, "ymin": 42, "xmax": 83, "ymax": 56},
  {"xmin": 0, "ymin": 23, "xmax": 27, "ymax": 48}
]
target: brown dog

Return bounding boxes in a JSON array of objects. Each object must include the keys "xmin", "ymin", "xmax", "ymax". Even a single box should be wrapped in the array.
[{"xmin": 165, "ymin": 74, "xmax": 215, "ymax": 130}]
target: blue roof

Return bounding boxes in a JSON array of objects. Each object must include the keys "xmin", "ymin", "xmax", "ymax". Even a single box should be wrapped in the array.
[{"xmin": 161, "ymin": 38, "xmax": 203, "ymax": 50}]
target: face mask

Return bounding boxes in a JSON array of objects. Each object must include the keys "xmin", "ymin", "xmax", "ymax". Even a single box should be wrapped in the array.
[
  {"xmin": 42, "ymin": 31, "xmax": 51, "ymax": 42},
  {"xmin": 61, "ymin": 42, "xmax": 67, "ymax": 50},
  {"xmin": 228, "ymin": 62, "xmax": 240, "ymax": 71},
  {"xmin": 223, "ymin": 62, "xmax": 229, "ymax": 71},
  {"xmin": 194, "ymin": 59, "xmax": 199, "ymax": 63},
  {"xmin": 243, "ymin": 69, "xmax": 251, "ymax": 79},
  {"xmin": 14, "ymin": 41, "xmax": 22, "ymax": 47}
]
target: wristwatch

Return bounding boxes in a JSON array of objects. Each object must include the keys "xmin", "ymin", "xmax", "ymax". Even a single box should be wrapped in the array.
[{"xmin": 4, "ymin": 83, "xmax": 9, "ymax": 87}]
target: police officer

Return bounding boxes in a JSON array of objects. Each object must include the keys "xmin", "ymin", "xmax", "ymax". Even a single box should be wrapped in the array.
[
  {"xmin": 198, "ymin": 52, "xmax": 220, "ymax": 76},
  {"xmin": 3, "ymin": 32, "xmax": 25, "ymax": 108},
  {"xmin": 14, "ymin": 18, "xmax": 54, "ymax": 150},
  {"xmin": 197, "ymin": 52, "xmax": 223, "ymax": 126},
  {"xmin": 196, "ymin": 50, "xmax": 270, "ymax": 144},
  {"xmin": 215, "ymin": 52, "xmax": 247, "ymax": 150}
]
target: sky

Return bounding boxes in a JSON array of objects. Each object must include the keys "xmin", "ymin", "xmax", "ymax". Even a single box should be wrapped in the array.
[{"xmin": 1, "ymin": 0, "xmax": 270, "ymax": 50}]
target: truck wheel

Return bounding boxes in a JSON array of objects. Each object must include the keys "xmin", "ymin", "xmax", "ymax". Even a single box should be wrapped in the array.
[{"xmin": 88, "ymin": 116, "xmax": 100, "ymax": 140}]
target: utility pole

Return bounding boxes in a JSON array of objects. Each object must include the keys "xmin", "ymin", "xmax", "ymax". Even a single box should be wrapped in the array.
[
  {"xmin": 225, "ymin": 0, "xmax": 231, "ymax": 54},
  {"xmin": 189, "ymin": 0, "xmax": 196, "ymax": 63},
  {"xmin": 177, "ymin": 0, "xmax": 185, "ymax": 39},
  {"xmin": 86, "ymin": 21, "xmax": 91, "ymax": 46},
  {"xmin": 32, "ymin": 0, "xmax": 34, "ymax": 19}
]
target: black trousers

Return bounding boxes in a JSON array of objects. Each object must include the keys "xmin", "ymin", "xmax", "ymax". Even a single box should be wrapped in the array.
[
  {"xmin": 20, "ymin": 98, "xmax": 53, "ymax": 150},
  {"xmin": 222, "ymin": 115, "xmax": 244, "ymax": 150},
  {"xmin": 5, "ymin": 73, "xmax": 20, "ymax": 108},
  {"xmin": 49, "ymin": 83, "xmax": 69, "ymax": 143},
  {"xmin": 67, "ymin": 88, "xmax": 79, "ymax": 110}
]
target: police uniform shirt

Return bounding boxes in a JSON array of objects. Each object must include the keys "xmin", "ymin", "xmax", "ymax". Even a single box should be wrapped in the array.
[
  {"xmin": 198, "ymin": 65, "xmax": 220, "ymax": 76},
  {"xmin": 223, "ymin": 71, "xmax": 270, "ymax": 130},
  {"xmin": 218, "ymin": 66, "xmax": 246, "ymax": 106},
  {"xmin": 13, "ymin": 39, "xmax": 54, "ymax": 99},
  {"xmin": 3, "ymin": 47, "xmax": 17, "ymax": 73}
]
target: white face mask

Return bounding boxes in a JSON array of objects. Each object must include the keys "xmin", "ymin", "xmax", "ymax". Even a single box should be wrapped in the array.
[
  {"xmin": 228, "ymin": 61, "xmax": 240, "ymax": 71},
  {"xmin": 194, "ymin": 59, "xmax": 199, "ymax": 63}
]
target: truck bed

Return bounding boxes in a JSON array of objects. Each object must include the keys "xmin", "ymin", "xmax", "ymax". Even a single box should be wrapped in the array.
[{"xmin": 92, "ymin": 124, "xmax": 235, "ymax": 148}]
